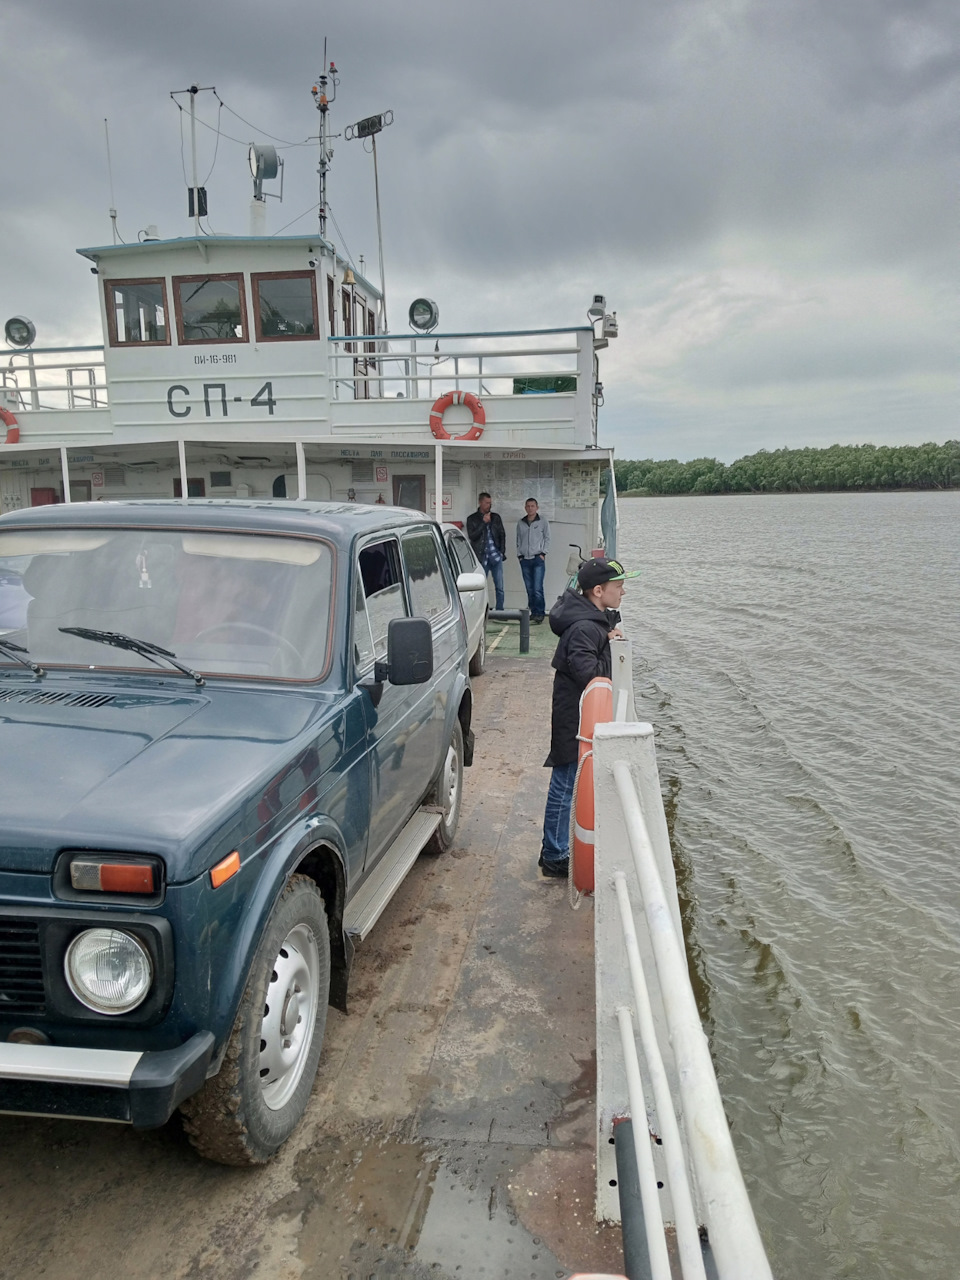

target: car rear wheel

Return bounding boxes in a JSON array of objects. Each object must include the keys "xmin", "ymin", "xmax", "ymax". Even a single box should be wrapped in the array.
[
  {"xmin": 425, "ymin": 721, "xmax": 464, "ymax": 854},
  {"xmin": 179, "ymin": 874, "xmax": 330, "ymax": 1166},
  {"xmin": 468, "ymin": 610, "xmax": 487, "ymax": 676}
]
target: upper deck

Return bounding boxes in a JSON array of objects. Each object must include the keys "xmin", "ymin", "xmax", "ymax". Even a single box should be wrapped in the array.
[{"xmin": 2, "ymin": 233, "xmax": 602, "ymax": 457}]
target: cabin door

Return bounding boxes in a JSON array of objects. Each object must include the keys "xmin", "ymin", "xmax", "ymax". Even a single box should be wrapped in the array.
[{"xmin": 392, "ymin": 475, "xmax": 425, "ymax": 512}]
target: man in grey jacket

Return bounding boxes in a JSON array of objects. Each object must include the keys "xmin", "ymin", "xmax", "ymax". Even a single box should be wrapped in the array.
[{"xmin": 516, "ymin": 498, "xmax": 550, "ymax": 622}]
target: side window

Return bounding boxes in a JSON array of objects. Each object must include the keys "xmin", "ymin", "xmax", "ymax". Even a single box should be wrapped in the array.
[
  {"xmin": 251, "ymin": 271, "xmax": 319, "ymax": 341},
  {"xmin": 173, "ymin": 273, "xmax": 247, "ymax": 343},
  {"xmin": 355, "ymin": 539, "xmax": 408, "ymax": 668},
  {"xmin": 403, "ymin": 530, "xmax": 452, "ymax": 623},
  {"xmin": 353, "ymin": 576, "xmax": 375, "ymax": 670},
  {"xmin": 449, "ymin": 534, "xmax": 477, "ymax": 576},
  {"xmin": 105, "ymin": 278, "xmax": 169, "ymax": 346}
]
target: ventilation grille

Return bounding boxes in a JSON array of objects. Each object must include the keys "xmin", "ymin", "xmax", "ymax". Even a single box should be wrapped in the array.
[
  {"xmin": 0, "ymin": 688, "xmax": 116, "ymax": 709},
  {"xmin": 351, "ymin": 460, "xmax": 374, "ymax": 482},
  {"xmin": 0, "ymin": 919, "xmax": 45, "ymax": 1017}
]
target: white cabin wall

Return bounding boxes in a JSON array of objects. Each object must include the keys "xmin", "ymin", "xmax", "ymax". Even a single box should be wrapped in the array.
[{"xmin": 92, "ymin": 240, "xmax": 337, "ymax": 445}]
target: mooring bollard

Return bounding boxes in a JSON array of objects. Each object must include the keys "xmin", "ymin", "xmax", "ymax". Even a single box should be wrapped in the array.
[{"xmin": 488, "ymin": 608, "xmax": 531, "ymax": 654}]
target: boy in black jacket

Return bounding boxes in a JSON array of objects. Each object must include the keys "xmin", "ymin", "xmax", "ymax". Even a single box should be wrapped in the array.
[{"xmin": 538, "ymin": 557, "xmax": 639, "ymax": 878}]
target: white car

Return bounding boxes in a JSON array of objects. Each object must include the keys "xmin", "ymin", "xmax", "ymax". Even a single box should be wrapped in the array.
[{"xmin": 442, "ymin": 523, "xmax": 488, "ymax": 676}]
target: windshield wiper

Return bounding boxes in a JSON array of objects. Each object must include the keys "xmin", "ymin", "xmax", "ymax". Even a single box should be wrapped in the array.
[
  {"xmin": 0, "ymin": 637, "xmax": 45, "ymax": 679},
  {"xmin": 58, "ymin": 627, "xmax": 205, "ymax": 686}
]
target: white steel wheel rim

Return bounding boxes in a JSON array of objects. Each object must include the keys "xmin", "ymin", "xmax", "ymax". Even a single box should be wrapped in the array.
[
  {"xmin": 258, "ymin": 923, "xmax": 321, "ymax": 1110},
  {"xmin": 440, "ymin": 739, "xmax": 461, "ymax": 828}
]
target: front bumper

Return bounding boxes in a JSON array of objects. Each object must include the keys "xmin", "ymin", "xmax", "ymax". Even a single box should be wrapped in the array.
[{"xmin": 0, "ymin": 1030, "xmax": 215, "ymax": 1127}]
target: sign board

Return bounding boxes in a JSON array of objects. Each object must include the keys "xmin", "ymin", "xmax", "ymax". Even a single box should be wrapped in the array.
[
  {"xmin": 91, "ymin": 471, "xmax": 104, "ymax": 488},
  {"xmin": 429, "ymin": 491, "xmax": 453, "ymax": 512},
  {"xmin": 375, "ymin": 465, "xmax": 388, "ymax": 482}
]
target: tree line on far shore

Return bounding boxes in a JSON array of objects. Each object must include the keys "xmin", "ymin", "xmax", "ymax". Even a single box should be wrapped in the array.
[{"xmin": 611, "ymin": 441, "xmax": 960, "ymax": 496}]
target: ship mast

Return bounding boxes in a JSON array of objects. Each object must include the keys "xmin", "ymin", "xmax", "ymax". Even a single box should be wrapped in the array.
[{"xmin": 311, "ymin": 52, "xmax": 339, "ymax": 240}]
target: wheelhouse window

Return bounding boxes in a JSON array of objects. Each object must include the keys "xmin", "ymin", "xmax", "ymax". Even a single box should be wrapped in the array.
[
  {"xmin": 0, "ymin": 527, "xmax": 334, "ymax": 682},
  {"xmin": 173, "ymin": 273, "xmax": 247, "ymax": 344},
  {"xmin": 252, "ymin": 271, "xmax": 319, "ymax": 341},
  {"xmin": 105, "ymin": 279, "xmax": 169, "ymax": 346}
]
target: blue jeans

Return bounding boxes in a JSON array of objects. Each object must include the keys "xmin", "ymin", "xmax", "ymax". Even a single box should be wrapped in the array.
[
  {"xmin": 484, "ymin": 557, "xmax": 504, "ymax": 610},
  {"xmin": 519, "ymin": 556, "xmax": 545, "ymax": 617},
  {"xmin": 541, "ymin": 759, "xmax": 578, "ymax": 865}
]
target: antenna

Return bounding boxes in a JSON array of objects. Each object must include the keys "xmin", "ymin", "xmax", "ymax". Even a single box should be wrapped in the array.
[
  {"xmin": 310, "ymin": 44, "xmax": 339, "ymax": 240},
  {"xmin": 170, "ymin": 84, "xmax": 216, "ymax": 234},
  {"xmin": 345, "ymin": 109, "xmax": 394, "ymax": 332},
  {"xmin": 103, "ymin": 118, "xmax": 119, "ymax": 244}
]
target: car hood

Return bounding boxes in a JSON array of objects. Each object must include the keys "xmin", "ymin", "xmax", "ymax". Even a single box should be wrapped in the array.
[{"xmin": 0, "ymin": 677, "xmax": 336, "ymax": 876}]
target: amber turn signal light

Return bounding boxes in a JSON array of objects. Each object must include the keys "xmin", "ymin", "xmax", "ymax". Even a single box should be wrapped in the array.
[
  {"xmin": 210, "ymin": 851, "xmax": 241, "ymax": 888},
  {"xmin": 70, "ymin": 858, "xmax": 156, "ymax": 894}
]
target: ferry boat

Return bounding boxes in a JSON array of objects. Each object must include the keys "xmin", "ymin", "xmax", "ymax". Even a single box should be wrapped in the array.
[
  {"xmin": 0, "ymin": 64, "xmax": 621, "ymax": 601},
  {"xmin": 0, "ymin": 66, "xmax": 775, "ymax": 1279}
]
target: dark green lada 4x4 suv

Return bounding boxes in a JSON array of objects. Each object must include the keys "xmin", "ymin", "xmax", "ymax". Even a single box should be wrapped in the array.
[{"xmin": 0, "ymin": 499, "xmax": 481, "ymax": 1164}]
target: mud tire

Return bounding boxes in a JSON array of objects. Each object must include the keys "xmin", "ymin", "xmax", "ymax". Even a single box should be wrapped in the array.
[
  {"xmin": 424, "ymin": 721, "xmax": 464, "ymax": 855},
  {"xmin": 179, "ymin": 874, "xmax": 330, "ymax": 1166}
]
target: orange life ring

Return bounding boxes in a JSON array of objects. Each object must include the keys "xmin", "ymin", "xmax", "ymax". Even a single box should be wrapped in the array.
[
  {"xmin": 429, "ymin": 390, "xmax": 485, "ymax": 441},
  {"xmin": 571, "ymin": 677, "xmax": 614, "ymax": 894},
  {"xmin": 1, "ymin": 407, "xmax": 20, "ymax": 445}
]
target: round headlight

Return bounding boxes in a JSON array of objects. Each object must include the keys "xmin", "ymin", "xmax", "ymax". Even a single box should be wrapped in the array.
[{"xmin": 64, "ymin": 928, "xmax": 153, "ymax": 1015}]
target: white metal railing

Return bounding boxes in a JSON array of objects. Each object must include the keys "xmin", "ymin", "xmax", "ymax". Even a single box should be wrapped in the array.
[
  {"xmin": 1, "ymin": 347, "xmax": 107, "ymax": 413},
  {"xmin": 593, "ymin": 640, "xmax": 773, "ymax": 1279},
  {"xmin": 328, "ymin": 327, "xmax": 588, "ymax": 401}
]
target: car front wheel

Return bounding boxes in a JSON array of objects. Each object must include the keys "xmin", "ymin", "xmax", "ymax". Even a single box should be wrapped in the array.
[{"xmin": 179, "ymin": 874, "xmax": 330, "ymax": 1166}]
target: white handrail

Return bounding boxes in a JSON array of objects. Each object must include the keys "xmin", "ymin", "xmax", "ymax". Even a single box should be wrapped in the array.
[
  {"xmin": 613, "ymin": 872, "xmax": 707, "ymax": 1280},
  {"xmin": 601, "ymin": 747, "xmax": 773, "ymax": 1274},
  {"xmin": 615, "ymin": 1004, "xmax": 674, "ymax": 1280}
]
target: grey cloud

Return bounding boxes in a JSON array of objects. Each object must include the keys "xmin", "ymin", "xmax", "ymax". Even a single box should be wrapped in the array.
[{"xmin": 2, "ymin": 0, "xmax": 957, "ymax": 459}]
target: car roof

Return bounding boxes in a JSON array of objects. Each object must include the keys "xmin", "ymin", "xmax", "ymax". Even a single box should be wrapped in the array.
[{"xmin": 0, "ymin": 499, "xmax": 435, "ymax": 544}]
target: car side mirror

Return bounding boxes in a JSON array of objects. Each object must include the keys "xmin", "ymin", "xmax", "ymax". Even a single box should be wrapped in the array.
[
  {"xmin": 456, "ymin": 570, "xmax": 486, "ymax": 592},
  {"xmin": 374, "ymin": 616, "xmax": 434, "ymax": 685}
]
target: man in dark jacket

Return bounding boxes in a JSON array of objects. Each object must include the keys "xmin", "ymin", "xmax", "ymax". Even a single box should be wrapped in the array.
[
  {"xmin": 538, "ymin": 556, "xmax": 639, "ymax": 878},
  {"xmin": 465, "ymin": 492, "xmax": 507, "ymax": 610}
]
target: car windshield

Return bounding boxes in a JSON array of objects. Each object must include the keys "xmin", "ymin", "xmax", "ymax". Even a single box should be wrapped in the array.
[{"xmin": 0, "ymin": 527, "xmax": 334, "ymax": 681}]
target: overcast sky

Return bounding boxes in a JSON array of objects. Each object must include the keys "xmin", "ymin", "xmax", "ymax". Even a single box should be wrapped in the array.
[{"xmin": 1, "ymin": 0, "xmax": 957, "ymax": 461}]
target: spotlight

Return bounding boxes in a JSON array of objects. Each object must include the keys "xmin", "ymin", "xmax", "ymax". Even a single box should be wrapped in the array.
[{"xmin": 4, "ymin": 316, "xmax": 36, "ymax": 348}]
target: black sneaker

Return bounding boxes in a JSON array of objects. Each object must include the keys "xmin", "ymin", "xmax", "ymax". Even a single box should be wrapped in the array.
[{"xmin": 538, "ymin": 855, "xmax": 569, "ymax": 878}]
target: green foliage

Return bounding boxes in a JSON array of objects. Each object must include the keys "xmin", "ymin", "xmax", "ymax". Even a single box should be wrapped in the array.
[{"xmin": 612, "ymin": 441, "xmax": 960, "ymax": 496}]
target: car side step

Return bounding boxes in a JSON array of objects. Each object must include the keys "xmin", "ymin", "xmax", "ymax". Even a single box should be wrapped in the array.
[{"xmin": 343, "ymin": 808, "xmax": 442, "ymax": 941}]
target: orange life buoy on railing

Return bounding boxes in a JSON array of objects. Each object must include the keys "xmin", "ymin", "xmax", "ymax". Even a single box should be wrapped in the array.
[
  {"xmin": 429, "ymin": 390, "xmax": 485, "ymax": 441},
  {"xmin": 571, "ymin": 676, "xmax": 614, "ymax": 894},
  {"xmin": 1, "ymin": 407, "xmax": 20, "ymax": 445}
]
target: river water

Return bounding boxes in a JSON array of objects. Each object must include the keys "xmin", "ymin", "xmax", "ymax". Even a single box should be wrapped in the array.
[{"xmin": 618, "ymin": 491, "xmax": 960, "ymax": 1280}]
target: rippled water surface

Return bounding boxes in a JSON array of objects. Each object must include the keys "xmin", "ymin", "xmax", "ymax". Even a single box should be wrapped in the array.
[{"xmin": 618, "ymin": 492, "xmax": 960, "ymax": 1280}]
